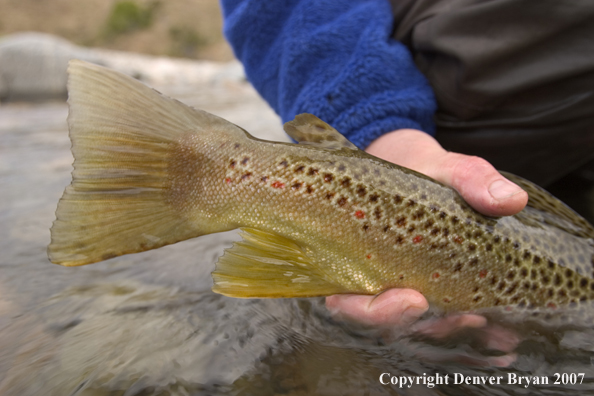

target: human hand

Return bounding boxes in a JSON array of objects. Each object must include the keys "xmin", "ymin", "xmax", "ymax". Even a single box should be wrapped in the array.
[{"xmin": 326, "ymin": 128, "xmax": 528, "ymax": 362}]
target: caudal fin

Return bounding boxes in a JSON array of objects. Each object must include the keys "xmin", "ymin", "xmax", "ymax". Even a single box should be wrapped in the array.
[{"xmin": 48, "ymin": 60, "xmax": 242, "ymax": 266}]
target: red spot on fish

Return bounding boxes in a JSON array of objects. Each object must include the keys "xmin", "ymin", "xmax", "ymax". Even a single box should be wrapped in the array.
[
  {"xmin": 453, "ymin": 235, "xmax": 464, "ymax": 244},
  {"xmin": 366, "ymin": 254, "xmax": 372, "ymax": 259},
  {"xmin": 225, "ymin": 178, "xmax": 231, "ymax": 184},
  {"xmin": 355, "ymin": 210, "xmax": 365, "ymax": 219},
  {"xmin": 547, "ymin": 302, "xmax": 557, "ymax": 309},
  {"xmin": 271, "ymin": 181, "xmax": 285, "ymax": 189},
  {"xmin": 432, "ymin": 272, "xmax": 440, "ymax": 279},
  {"xmin": 413, "ymin": 235, "xmax": 423, "ymax": 244},
  {"xmin": 479, "ymin": 269, "xmax": 488, "ymax": 278}
]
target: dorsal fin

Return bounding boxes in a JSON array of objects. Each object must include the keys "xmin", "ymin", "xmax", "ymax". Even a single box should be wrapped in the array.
[
  {"xmin": 283, "ymin": 114, "xmax": 358, "ymax": 150},
  {"xmin": 501, "ymin": 171, "xmax": 594, "ymax": 239}
]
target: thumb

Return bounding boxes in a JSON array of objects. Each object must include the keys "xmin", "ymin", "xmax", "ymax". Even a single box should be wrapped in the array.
[{"xmin": 428, "ymin": 152, "xmax": 528, "ymax": 217}]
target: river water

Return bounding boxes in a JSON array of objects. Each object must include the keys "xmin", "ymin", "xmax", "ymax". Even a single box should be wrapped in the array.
[{"xmin": 1, "ymin": 76, "xmax": 594, "ymax": 395}]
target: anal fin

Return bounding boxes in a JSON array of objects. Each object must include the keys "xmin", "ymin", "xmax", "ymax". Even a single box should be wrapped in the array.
[{"xmin": 212, "ymin": 228, "xmax": 349, "ymax": 298}]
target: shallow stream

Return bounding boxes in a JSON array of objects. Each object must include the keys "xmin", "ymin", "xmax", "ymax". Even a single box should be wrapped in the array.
[{"xmin": 1, "ymin": 80, "xmax": 594, "ymax": 395}]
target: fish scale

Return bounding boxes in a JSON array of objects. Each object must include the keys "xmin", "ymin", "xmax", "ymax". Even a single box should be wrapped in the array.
[{"xmin": 49, "ymin": 60, "xmax": 594, "ymax": 327}]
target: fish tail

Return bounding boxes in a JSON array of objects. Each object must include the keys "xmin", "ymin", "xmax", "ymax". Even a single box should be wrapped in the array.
[{"xmin": 48, "ymin": 60, "xmax": 244, "ymax": 266}]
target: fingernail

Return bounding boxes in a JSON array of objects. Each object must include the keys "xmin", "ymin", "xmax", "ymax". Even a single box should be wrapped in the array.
[
  {"xmin": 489, "ymin": 180, "xmax": 523, "ymax": 200},
  {"xmin": 401, "ymin": 306, "xmax": 427, "ymax": 325}
]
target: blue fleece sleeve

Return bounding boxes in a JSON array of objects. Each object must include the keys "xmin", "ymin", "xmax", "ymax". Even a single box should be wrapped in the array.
[{"xmin": 220, "ymin": 0, "xmax": 437, "ymax": 149}]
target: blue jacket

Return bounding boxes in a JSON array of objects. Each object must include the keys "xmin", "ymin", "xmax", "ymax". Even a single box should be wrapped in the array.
[{"xmin": 220, "ymin": 0, "xmax": 437, "ymax": 149}]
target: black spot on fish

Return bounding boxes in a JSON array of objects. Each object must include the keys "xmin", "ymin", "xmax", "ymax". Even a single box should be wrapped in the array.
[
  {"xmin": 291, "ymin": 182, "xmax": 302, "ymax": 190},
  {"xmin": 473, "ymin": 295, "xmax": 483, "ymax": 303},
  {"xmin": 241, "ymin": 172, "xmax": 252, "ymax": 180},
  {"xmin": 520, "ymin": 268, "xmax": 528, "ymax": 278},
  {"xmin": 439, "ymin": 211, "xmax": 447, "ymax": 219},
  {"xmin": 513, "ymin": 258, "xmax": 520, "ymax": 267},
  {"xmin": 523, "ymin": 251, "xmax": 531, "ymax": 260},
  {"xmin": 306, "ymin": 185, "xmax": 314, "ymax": 194},
  {"xmin": 533, "ymin": 256, "xmax": 541, "ymax": 265},
  {"xmin": 554, "ymin": 274, "xmax": 562, "ymax": 286},
  {"xmin": 341, "ymin": 177, "xmax": 351, "ymax": 188},
  {"xmin": 454, "ymin": 262, "xmax": 463, "ymax": 272},
  {"xmin": 497, "ymin": 281, "xmax": 506, "ymax": 291},
  {"xmin": 394, "ymin": 194, "xmax": 403, "ymax": 204},
  {"xmin": 505, "ymin": 254, "xmax": 512, "ymax": 262},
  {"xmin": 325, "ymin": 192, "xmax": 335, "ymax": 200},
  {"xmin": 395, "ymin": 217, "xmax": 407, "ymax": 227},
  {"xmin": 580, "ymin": 278, "xmax": 588, "ymax": 289},
  {"xmin": 362, "ymin": 224, "xmax": 370, "ymax": 232},
  {"xmin": 530, "ymin": 269, "xmax": 537, "ymax": 280},
  {"xmin": 234, "ymin": 143, "xmax": 240, "ymax": 149},
  {"xmin": 431, "ymin": 228, "xmax": 440, "ymax": 235},
  {"xmin": 383, "ymin": 225, "xmax": 390, "ymax": 233},
  {"xmin": 486, "ymin": 243, "xmax": 493, "ymax": 252},
  {"xmin": 241, "ymin": 157, "xmax": 250, "ymax": 165},
  {"xmin": 493, "ymin": 235, "xmax": 500, "ymax": 243},
  {"xmin": 513, "ymin": 242, "xmax": 520, "ymax": 249},
  {"xmin": 451, "ymin": 216, "xmax": 459, "ymax": 224},
  {"xmin": 337, "ymin": 197, "xmax": 348, "ymax": 206},
  {"xmin": 567, "ymin": 280, "xmax": 574, "ymax": 289},
  {"xmin": 565, "ymin": 268, "xmax": 572, "ymax": 278},
  {"xmin": 407, "ymin": 199, "xmax": 416, "ymax": 207},
  {"xmin": 369, "ymin": 194, "xmax": 379, "ymax": 203},
  {"xmin": 542, "ymin": 275, "xmax": 551, "ymax": 285},
  {"xmin": 294, "ymin": 165, "xmax": 305, "ymax": 173},
  {"xmin": 229, "ymin": 160, "xmax": 236, "ymax": 168},
  {"xmin": 324, "ymin": 173, "xmax": 334, "ymax": 183},
  {"xmin": 558, "ymin": 289, "xmax": 567, "ymax": 298},
  {"xmin": 308, "ymin": 168, "xmax": 319, "ymax": 176},
  {"xmin": 279, "ymin": 160, "xmax": 288, "ymax": 168},
  {"xmin": 356, "ymin": 185, "xmax": 367, "ymax": 197},
  {"xmin": 395, "ymin": 235, "xmax": 404, "ymax": 244},
  {"xmin": 374, "ymin": 208, "xmax": 382, "ymax": 220},
  {"xmin": 421, "ymin": 194, "xmax": 427, "ymax": 200},
  {"xmin": 548, "ymin": 260, "xmax": 555, "ymax": 269},
  {"xmin": 506, "ymin": 270, "xmax": 516, "ymax": 280},
  {"xmin": 468, "ymin": 244, "xmax": 476, "ymax": 251},
  {"xmin": 505, "ymin": 282, "xmax": 518, "ymax": 295},
  {"xmin": 338, "ymin": 164, "xmax": 346, "ymax": 172},
  {"xmin": 412, "ymin": 209, "xmax": 425, "ymax": 219}
]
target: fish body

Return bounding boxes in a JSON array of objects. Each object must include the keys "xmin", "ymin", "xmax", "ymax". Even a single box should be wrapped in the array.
[{"xmin": 49, "ymin": 61, "xmax": 594, "ymax": 322}]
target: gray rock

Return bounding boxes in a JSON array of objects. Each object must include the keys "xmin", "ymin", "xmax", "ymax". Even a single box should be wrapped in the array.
[{"xmin": 0, "ymin": 32, "xmax": 100, "ymax": 102}]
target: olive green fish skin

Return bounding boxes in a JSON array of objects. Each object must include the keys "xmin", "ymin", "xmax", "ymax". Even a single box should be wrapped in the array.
[{"xmin": 167, "ymin": 129, "xmax": 594, "ymax": 313}]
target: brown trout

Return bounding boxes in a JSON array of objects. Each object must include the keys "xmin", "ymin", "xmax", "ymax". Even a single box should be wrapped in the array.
[{"xmin": 49, "ymin": 60, "xmax": 594, "ymax": 324}]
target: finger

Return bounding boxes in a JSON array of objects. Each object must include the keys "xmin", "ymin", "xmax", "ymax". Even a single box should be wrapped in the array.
[
  {"xmin": 427, "ymin": 153, "xmax": 528, "ymax": 217},
  {"xmin": 482, "ymin": 324, "xmax": 521, "ymax": 353},
  {"xmin": 411, "ymin": 314, "xmax": 487, "ymax": 339},
  {"xmin": 326, "ymin": 289, "xmax": 428, "ymax": 327}
]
